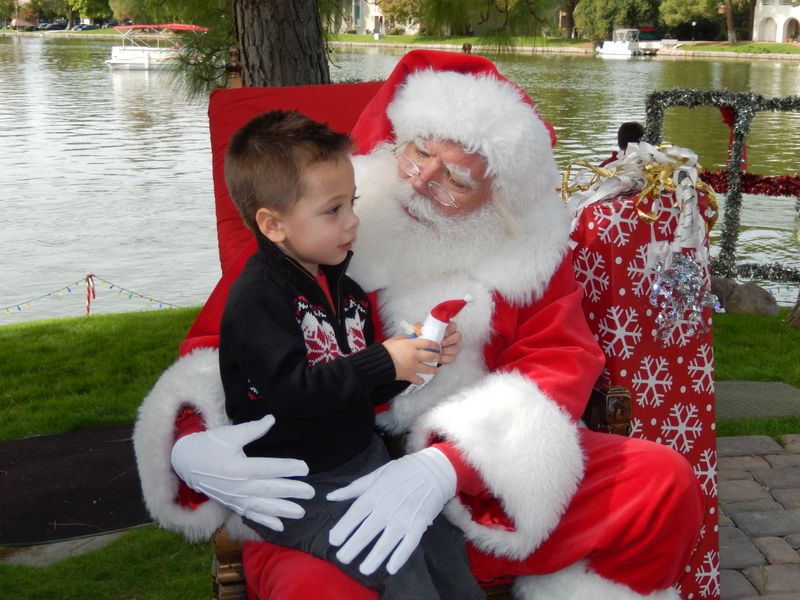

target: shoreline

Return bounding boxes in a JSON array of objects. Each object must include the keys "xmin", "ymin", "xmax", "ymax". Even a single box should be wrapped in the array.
[{"xmin": 4, "ymin": 30, "xmax": 800, "ymax": 61}]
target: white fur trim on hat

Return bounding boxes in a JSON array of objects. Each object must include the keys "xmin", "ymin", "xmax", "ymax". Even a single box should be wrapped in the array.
[
  {"xmin": 133, "ymin": 348, "xmax": 256, "ymax": 542},
  {"xmin": 512, "ymin": 561, "xmax": 681, "ymax": 600},
  {"xmin": 407, "ymin": 370, "xmax": 584, "ymax": 559}
]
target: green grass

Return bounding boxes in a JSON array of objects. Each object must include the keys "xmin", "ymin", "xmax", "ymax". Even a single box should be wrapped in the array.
[
  {"xmin": 0, "ymin": 525, "xmax": 210, "ymax": 599},
  {"xmin": 0, "ymin": 307, "xmax": 199, "ymax": 442},
  {"xmin": 330, "ymin": 33, "xmax": 590, "ymax": 48},
  {"xmin": 690, "ymin": 42, "xmax": 800, "ymax": 54},
  {"xmin": 712, "ymin": 308, "xmax": 800, "ymax": 438},
  {"xmin": 712, "ymin": 308, "xmax": 800, "ymax": 387}
]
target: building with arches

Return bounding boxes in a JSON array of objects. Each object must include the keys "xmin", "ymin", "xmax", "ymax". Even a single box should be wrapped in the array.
[{"xmin": 753, "ymin": 0, "xmax": 800, "ymax": 43}]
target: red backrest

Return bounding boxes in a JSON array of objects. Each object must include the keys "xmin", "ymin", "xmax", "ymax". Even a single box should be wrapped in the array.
[
  {"xmin": 208, "ymin": 83, "xmax": 384, "ymax": 275},
  {"xmin": 182, "ymin": 82, "xmax": 383, "ymax": 353}
]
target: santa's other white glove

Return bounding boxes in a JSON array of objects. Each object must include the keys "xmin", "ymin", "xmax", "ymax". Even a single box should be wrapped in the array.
[
  {"xmin": 171, "ymin": 414, "xmax": 315, "ymax": 532},
  {"xmin": 327, "ymin": 447, "xmax": 456, "ymax": 575}
]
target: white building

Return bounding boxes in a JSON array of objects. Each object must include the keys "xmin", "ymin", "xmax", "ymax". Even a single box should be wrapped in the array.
[
  {"xmin": 753, "ymin": 0, "xmax": 800, "ymax": 43},
  {"xmin": 338, "ymin": 1, "xmax": 386, "ymax": 35}
]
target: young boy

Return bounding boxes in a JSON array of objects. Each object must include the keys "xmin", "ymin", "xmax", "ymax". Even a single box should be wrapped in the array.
[{"xmin": 220, "ymin": 110, "xmax": 484, "ymax": 600}]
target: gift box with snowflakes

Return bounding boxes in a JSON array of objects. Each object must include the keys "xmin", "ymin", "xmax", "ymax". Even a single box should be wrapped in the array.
[{"xmin": 567, "ymin": 143, "xmax": 721, "ymax": 600}]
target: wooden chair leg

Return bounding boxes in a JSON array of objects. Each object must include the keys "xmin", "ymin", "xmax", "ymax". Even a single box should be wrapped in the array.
[
  {"xmin": 211, "ymin": 528, "xmax": 248, "ymax": 600},
  {"xmin": 484, "ymin": 584, "xmax": 513, "ymax": 598}
]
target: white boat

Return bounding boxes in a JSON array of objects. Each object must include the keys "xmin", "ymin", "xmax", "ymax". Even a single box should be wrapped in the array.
[
  {"xmin": 597, "ymin": 28, "xmax": 657, "ymax": 57},
  {"xmin": 105, "ymin": 24, "xmax": 208, "ymax": 71}
]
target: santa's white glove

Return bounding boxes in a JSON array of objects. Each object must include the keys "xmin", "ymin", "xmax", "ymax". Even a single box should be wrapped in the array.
[
  {"xmin": 171, "ymin": 414, "xmax": 315, "ymax": 532},
  {"xmin": 327, "ymin": 447, "xmax": 456, "ymax": 575}
]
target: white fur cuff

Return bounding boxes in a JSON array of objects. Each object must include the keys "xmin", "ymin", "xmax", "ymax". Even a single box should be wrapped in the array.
[
  {"xmin": 512, "ymin": 561, "xmax": 681, "ymax": 600},
  {"xmin": 132, "ymin": 348, "xmax": 233, "ymax": 541},
  {"xmin": 407, "ymin": 370, "xmax": 585, "ymax": 559}
]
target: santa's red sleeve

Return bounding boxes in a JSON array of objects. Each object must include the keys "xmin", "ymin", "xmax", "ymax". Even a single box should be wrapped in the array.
[{"xmin": 407, "ymin": 254, "xmax": 606, "ymax": 560}]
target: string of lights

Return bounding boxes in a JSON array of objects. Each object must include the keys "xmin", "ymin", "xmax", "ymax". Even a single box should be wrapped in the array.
[{"xmin": 1, "ymin": 273, "xmax": 180, "ymax": 317}]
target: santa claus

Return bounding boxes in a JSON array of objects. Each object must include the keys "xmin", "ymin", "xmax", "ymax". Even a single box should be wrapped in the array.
[{"xmin": 134, "ymin": 50, "xmax": 704, "ymax": 599}]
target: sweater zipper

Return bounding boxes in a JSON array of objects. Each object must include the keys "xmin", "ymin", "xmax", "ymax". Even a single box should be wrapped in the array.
[{"xmin": 284, "ymin": 257, "xmax": 344, "ymax": 327}]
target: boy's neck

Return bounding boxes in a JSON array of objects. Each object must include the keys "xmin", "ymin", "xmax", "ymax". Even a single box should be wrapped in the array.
[{"xmin": 275, "ymin": 239, "xmax": 319, "ymax": 276}]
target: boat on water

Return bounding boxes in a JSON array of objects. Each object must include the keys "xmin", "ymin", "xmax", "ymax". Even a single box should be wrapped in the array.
[
  {"xmin": 105, "ymin": 24, "xmax": 208, "ymax": 71},
  {"xmin": 597, "ymin": 28, "xmax": 657, "ymax": 58}
]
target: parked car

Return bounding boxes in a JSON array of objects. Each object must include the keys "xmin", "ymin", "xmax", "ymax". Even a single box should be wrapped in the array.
[{"xmin": 43, "ymin": 22, "xmax": 67, "ymax": 30}]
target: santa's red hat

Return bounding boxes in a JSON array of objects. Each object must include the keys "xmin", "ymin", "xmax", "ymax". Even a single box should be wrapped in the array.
[{"xmin": 351, "ymin": 49, "xmax": 556, "ymax": 180}]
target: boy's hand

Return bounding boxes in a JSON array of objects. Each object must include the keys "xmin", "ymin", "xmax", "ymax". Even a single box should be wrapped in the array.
[
  {"xmin": 382, "ymin": 336, "xmax": 440, "ymax": 384},
  {"xmin": 437, "ymin": 321, "xmax": 462, "ymax": 365}
]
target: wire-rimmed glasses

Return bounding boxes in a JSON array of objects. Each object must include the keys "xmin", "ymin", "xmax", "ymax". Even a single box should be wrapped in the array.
[{"xmin": 394, "ymin": 147, "xmax": 460, "ymax": 208}]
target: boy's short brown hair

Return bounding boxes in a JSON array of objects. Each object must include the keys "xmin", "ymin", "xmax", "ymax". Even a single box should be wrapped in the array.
[{"xmin": 224, "ymin": 110, "xmax": 353, "ymax": 232}]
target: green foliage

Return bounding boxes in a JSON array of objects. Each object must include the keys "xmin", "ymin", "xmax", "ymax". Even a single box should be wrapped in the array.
[
  {"xmin": 0, "ymin": 0, "xmax": 16, "ymax": 22},
  {"xmin": 29, "ymin": 0, "xmax": 69, "ymax": 21},
  {"xmin": 0, "ymin": 307, "xmax": 199, "ymax": 442},
  {"xmin": 379, "ymin": 0, "xmax": 422, "ymax": 28},
  {"xmin": 0, "ymin": 525, "xmax": 210, "ymax": 599},
  {"xmin": 65, "ymin": 0, "xmax": 111, "ymax": 19},
  {"xmin": 420, "ymin": 0, "xmax": 559, "ymax": 36},
  {"xmin": 573, "ymin": 0, "xmax": 659, "ymax": 42},
  {"xmin": 659, "ymin": 0, "xmax": 717, "ymax": 28}
]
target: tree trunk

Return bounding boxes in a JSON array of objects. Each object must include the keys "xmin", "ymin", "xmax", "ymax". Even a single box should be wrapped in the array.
[
  {"xmin": 725, "ymin": 0, "xmax": 737, "ymax": 44},
  {"xmin": 563, "ymin": 0, "xmax": 577, "ymax": 39},
  {"xmin": 232, "ymin": 0, "xmax": 330, "ymax": 87}
]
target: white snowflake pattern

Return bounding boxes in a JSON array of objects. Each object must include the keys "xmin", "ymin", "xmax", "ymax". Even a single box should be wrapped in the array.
[
  {"xmin": 343, "ymin": 296, "xmax": 368, "ymax": 353},
  {"xmin": 694, "ymin": 549, "xmax": 720, "ymax": 598},
  {"xmin": 595, "ymin": 202, "xmax": 640, "ymax": 246},
  {"xmin": 657, "ymin": 202, "xmax": 680, "ymax": 238},
  {"xmin": 573, "ymin": 247, "xmax": 609, "ymax": 302},
  {"xmin": 626, "ymin": 244, "xmax": 654, "ymax": 297},
  {"xmin": 661, "ymin": 403, "xmax": 703, "ymax": 454},
  {"xmin": 660, "ymin": 313, "xmax": 697, "ymax": 348},
  {"xmin": 597, "ymin": 305, "xmax": 642, "ymax": 359},
  {"xmin": 629, "ymin": 418, "xmax": 643, "ymax": 438},
  {"xmin": 694, "ymin": 448, "xmax": 718, "ymax": 497},
  {"xmin": 631, "ymin": 356, "xmax": 673, "ymax": 407},
  {"xmin": 688, "ymin": 344, "xmax": 715, "ymax": 394}
]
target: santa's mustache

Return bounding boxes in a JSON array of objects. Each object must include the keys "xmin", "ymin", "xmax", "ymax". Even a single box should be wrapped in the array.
[{"xmin": 393, "ymin": 184, "xmax": 445, "ymax": 225}]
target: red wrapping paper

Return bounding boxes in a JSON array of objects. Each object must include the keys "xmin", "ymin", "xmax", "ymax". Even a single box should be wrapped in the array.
[{"xmin": 571, "ymin": 190, "xmax": 720, "ymax": 600}]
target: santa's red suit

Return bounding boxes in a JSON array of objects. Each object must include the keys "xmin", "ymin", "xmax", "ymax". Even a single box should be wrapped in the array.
[{"xmin": 134, "ymin": 50, "xmax": 704, "ymax": 600}]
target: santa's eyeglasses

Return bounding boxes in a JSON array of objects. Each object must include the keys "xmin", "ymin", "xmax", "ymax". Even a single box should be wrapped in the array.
[{"xmin": 394, "ymin": 146, "xmax": 462, "ymax": 208}]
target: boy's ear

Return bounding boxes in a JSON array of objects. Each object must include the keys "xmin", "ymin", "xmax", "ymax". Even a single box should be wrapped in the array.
[{"xmin": 255, "ymin": 208, "xmax": 285, "ymax": 243}]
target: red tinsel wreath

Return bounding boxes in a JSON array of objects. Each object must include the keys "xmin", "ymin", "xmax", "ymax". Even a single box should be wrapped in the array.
[{"xmin": 700, "ymin": 170, "xmax": 800, "ymax": 197}]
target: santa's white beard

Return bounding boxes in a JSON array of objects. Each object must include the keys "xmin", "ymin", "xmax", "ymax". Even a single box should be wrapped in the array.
[{"xmin": 351, "ymin": 147, "xmax": 511, "ymax": 289}]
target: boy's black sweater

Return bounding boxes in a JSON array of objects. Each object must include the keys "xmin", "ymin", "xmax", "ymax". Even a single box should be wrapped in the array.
[{"xmin": 219, "ymin": 232, "xmax": 404, "ymax": 472}]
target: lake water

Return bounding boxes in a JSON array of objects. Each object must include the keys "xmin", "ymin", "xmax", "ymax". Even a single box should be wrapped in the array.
[{"xmin": 1, "ymin": 36, "xmax": 798, "ymax": 325}]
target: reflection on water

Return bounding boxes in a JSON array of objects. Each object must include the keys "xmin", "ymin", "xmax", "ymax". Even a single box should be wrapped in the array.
[{"xmin": 1, "ymin": 37, "xmax": 798, "ymax": 324}]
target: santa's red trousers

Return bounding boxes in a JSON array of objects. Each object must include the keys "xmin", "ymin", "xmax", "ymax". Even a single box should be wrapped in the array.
[{"xmin": 242, "ymin": 429, "xmax": 704, "ymax": 599}]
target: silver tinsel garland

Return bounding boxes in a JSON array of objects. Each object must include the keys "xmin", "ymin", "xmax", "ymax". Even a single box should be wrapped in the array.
[{"xmin": 644, "ymin": 88, "xmax": 800, "ymax": 285}]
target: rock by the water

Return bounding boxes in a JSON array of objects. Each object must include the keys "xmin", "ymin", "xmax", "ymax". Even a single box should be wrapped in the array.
[
  {"xmin": 788, "ymin": 295, "xmax": 800, "ymax": 328},
  {"xmin": 711, "ymin": 276, "xmax": 738, "ymax": 309},
  {"xmin": 725, "ymin": 282, "xmax": 780, "ymax": 316}
]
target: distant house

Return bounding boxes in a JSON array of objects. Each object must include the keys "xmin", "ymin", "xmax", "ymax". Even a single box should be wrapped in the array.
[
  {"xmin": 753, "ymin": 0, "xmax": 800, "ymax": 43},
  {"xmin": 336, "ymin": 0, "xmax": 420, "ymax": 35},
  {"xmin": 337, "ymin": 1, "xmax": 386, "ymax": 35}
]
